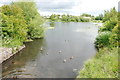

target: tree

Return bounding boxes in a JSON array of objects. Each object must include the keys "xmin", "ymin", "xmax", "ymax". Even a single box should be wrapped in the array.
[
  {"xmin": 103, "ymin": 7, "xmax": 117, "ymax": 22},
  {"xmin": 13, "ymin": 2, "xmax": 45, "ymax": 39},
  {"xmin": 100, "ymin": 7, "xmax": 117, "ymax": 32},
  {"xmin": 49, "ymin": 14, "xmax": 59, "ymax": 21},
  {"xmin": 81, "ymin": 13, "xmax": 92, "ymax": 17},
  {"xmin": 1, "ymin": 5, "xmax": 28, "ymax": 42}
]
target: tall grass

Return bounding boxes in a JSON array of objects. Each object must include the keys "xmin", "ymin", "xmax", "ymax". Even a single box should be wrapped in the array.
[{"xmin": 77, "ymin": 48, "xmax": 118, "ymax": 78}]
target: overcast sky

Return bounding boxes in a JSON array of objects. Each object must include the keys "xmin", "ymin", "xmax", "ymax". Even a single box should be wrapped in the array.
[{"xmin": 0, "ymin": 0, "xmax": 119, "ymax": 16}]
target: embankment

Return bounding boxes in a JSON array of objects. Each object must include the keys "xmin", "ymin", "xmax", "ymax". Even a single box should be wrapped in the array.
[{"xmin": 0, "ymin": 45, "xmax": 25, "ymax": 63}]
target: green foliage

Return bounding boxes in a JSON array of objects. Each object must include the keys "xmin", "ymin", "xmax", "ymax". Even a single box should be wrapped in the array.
[
  {"xmin": 95, "ymin": 14, "xmax": 103, "ymax": 20},
  {"xmin": 29, "ymin": 14, "xmax": 44, "ymax": 38},
  {"xmin": 81, "ymin": 13, "xmax": 92, "ymax": 17},
  {"xmin": 61, "ymin": 14, "xmax": 69, "ymax": 22},
  {"xmin": 4, "ymin": 38, "xmax": 23, "ymax": 48},
  {"xmin": 100, "ymin": 20, "xmax": 116, "ymax": 32},
  {"xmin": 13, "ymin": 2, "xmax": 45, "ymax": 39},
  {"xmin": 103, "ymin": 7, "xmax": 117, "ymax": 22},
  {"xmin": 109, "ymin": 25, "xmax": 120, "ymax": 47},
  {"xmin": 12, "ymin": 2, "xmax": 38, "ymax": 24},
  {"xmin": 95, "ymin": 32, "xmax": 111, "ymax": 48},
  {"xmin": 78, "ymin": 7, "xmax": 119, "ymax": 78},
  {"xmin": 99, "ymin": 8, "xmax": 117, "ymax": 32},
  {"xmin": 0, "ymin": 5, "xmax": 28, "ymax": 47},
  {"xmin": 96, "ymin": 7, "xmax": 118, "ymax": 48},
  {"xmin": 49, "ymin": 14, "xmax": 60, "ymax": 21},
  {"xmin": 77, "ymin": 48, "xmax": 118, "ymax": 78},
  {"xmin": 100, "ymin": 7, "xmax": 117, "ymax": 32},
  {"xmin": 106, "ymin": 18, "xmax": 117, "ymax": 31},
  {"xmin": 48, "ymin": 14, "xmax": 92, "ymax": 22},
  {"xmin": 1, "ymin": 2, "xmax": 45, "ymax": 48},
  {"xmin": 49, "ymin": 21, "xmax": 55, "ymax": 27},
  {"xmin": 118, "ymin": 12, "xmax": 120, "ymax": 21}
]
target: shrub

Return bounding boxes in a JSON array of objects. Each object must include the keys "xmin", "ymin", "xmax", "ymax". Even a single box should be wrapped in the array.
[
  {"xmin": 109, "ymin": 25, "xmax": 119, "ymax": 47},
  {"xmin": 28, "ymin": 14, "xmax": 44, "ymax": 39},
  {"xmin": 99, "ymin": 26, "xmax": 108, "ymax": 32},
  {"xmin": 95, "ymin": 31, "xmax": 112, "ymax": 48},
  {"xmin": 1, "ymin": 5, "xmax": 28, "ymax": 47}
]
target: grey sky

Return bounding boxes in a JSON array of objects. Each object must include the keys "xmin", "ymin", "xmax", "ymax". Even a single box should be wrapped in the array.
[
  {"xmin": 0, "ymin": 0, "xmax": 119, "ymax": 16},
  {"xmin": 36, "ymin": 2, "xmax": 77, "ymax": 9},
  {"xmin": 36, "ymin": 0, "xmax": 119, "ymax": 16},
  {"xmin": 118, "ymin": 1, "xmax": 120, "ymax": 12}
]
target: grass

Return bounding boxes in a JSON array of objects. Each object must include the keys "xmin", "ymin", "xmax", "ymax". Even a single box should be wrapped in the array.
[
  {"xmin": 77, "ymin": 47, "xmax": 118, "ymax": 78},
  {"xmin": 1, "ymin": 38, "xmax": 25, "ymax": 53}
]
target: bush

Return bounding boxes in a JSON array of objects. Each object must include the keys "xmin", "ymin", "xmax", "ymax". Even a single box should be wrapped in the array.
[
  {"xmin": 109, "ymin": 25, "xmax": 119, "ymax": 47},
  {"xmin": 1, "ymin": 5, "xmax": 28, "ymax": 47},
  {"xmin": 95, "ymin": 31, "xmax": 112, "ymax": 48},
  {"xmin": 28, "ymin": 14, "xmax": 44, "ymax": 39},
  {"xmin": 99, "ymin": 26, "xmax": 108, "ymax": 32}
]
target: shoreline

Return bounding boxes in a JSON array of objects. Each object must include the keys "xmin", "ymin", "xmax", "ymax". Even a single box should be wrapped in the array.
[{"xmin": 0, "ymin": 45, "xmax": 25, "ymax": 64}]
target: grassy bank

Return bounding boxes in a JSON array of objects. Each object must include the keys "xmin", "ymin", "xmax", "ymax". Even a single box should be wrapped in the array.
[
  {"xmin": 77, "ymin": 7, "xmax": 119, "ymax": 78},
  {"xmin": 77, "ymin": 47, "xmax": 118, "ymax": 78}
]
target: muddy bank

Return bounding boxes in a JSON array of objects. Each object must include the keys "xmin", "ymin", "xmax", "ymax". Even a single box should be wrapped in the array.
[{"xmin": 0, "ymin": 45, "xmax": 25, "ymax": 63}]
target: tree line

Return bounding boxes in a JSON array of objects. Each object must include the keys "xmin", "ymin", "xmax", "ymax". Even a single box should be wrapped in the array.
[{"xmin": 46, "ymin": 13, "xmax": 103, "ymax": 22}]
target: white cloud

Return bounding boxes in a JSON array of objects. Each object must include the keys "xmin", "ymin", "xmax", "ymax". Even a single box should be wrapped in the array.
[
  {"xmin": 37, "ymin": 0, "xmax": 119, "ymax": 16},
  {"xmin": 0, "ymin": 0, "xmax": 119, "ymax": 16},
  {"xmin": 71, "ymin": 0, "xmax": 119, "ymax": 15}
]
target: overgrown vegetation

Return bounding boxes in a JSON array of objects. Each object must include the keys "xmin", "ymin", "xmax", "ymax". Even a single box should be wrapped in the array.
[
  {"xmin": 77, "ymin": 48, "xmax": 118, "ymax": 78},
  {"xmin": 77, "ymin": 7, "xmax": 119, "ymax": 78},
  {"xmin": 96, "ymin": 7, "xmax": 118, "ymax": 48},
  {"xmin": 0, "ymin": 2, "xmax": 45, "ymax": 48}
]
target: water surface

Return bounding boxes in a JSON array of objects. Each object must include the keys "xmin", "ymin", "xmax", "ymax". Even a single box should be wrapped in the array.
[{"xmin": 2, "ymin": 22, "xmax": 99, "ymax": 78}]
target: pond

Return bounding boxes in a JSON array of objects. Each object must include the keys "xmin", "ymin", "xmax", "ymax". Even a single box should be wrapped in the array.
[{"xmin": 2, "ymin": 22, "xmax": 99, "ymax": 78}]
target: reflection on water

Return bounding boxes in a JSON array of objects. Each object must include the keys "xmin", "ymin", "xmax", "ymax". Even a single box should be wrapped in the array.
[
  {"xmin": 2, "ymin": 22, "xmax": 98, "ymax": 78},
  {"xmin": 2, "ymin": 39, "xmax": 45, "ymax": 77},
  {"xmin": 49, "ymin": 22, "xmax": 55, "ymax": 27}
]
